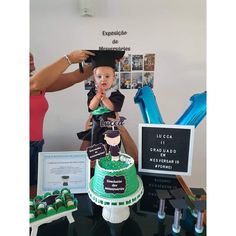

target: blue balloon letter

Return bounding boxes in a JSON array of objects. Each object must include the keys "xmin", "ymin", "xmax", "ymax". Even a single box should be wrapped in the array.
[
  {"xmin": 134, "ymin": 86, "xmax": 164, "ymax": 124},
  {"xmin": 175, "ymin": 91, "xmax": 207, "ymax": 127}
]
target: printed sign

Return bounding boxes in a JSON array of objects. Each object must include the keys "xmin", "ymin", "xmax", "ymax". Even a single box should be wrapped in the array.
[
  {"xmin": 104, "ymin": 176, "xmax": 126, "ymax": 194},
  {"xmin": 37, "ymin": 151, "xmax": 90, "ymax": 195},
  {"xmin": 87, "ymin": 144, "xmax": 107, "ymax": 161},
  {"xmin": 138, "ymin": 124, "xmax": 194, "ymax": 175}
]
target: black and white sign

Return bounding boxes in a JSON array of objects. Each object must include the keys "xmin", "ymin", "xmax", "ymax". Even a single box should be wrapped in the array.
[
  {"xmin": 138, "ymin": 124, "xmax": 194, "ymax": 175},
  {"xmin": 104, "ymin": 176, "xmax": 126, "ymax": 194},
  {"xmin": 87, "ymin": 144, "xmax": 107, "ymax": 161}
]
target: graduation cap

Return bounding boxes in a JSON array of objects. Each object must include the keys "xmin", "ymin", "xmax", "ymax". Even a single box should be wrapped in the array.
[
  {"xmin": 190, "ymin": 188, "xmax": 206, "ymax": 198},
  {"xmin": 119, "ymin": 116, "xmax": 127, "ymax": 124},
  {"xmin": 156, "ymin": 189, "xmax": 171, "ymax": 200},
  {"xmin": 156, "ymin": 190, "xmax": 172, "ymax": 220},
  {"xmin": 169, "ymin": 188, "xmax": 186, "ymax": 199},
  {"xmin": 61, "ymin": 176, "xmax": 69, "ymax": 180},
  {"xmin": 85, "ymin": 50, "xmax": 125, "ymax": 70},
  {"xmin": 192, "ymin": 200, "xmax": 206, "ymax": 212},
  {"xmin": 104, "ymin": 130, "xmax": 120, "ymax": 138},
  {"xmin": 169, "ymin": 199, "xmax": 188, "ymax": 210}
]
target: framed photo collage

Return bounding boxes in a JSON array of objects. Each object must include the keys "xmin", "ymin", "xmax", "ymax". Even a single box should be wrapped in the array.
[{"xmin": 84, "ymin": 53, "xmax": 156, "ymax": 90}]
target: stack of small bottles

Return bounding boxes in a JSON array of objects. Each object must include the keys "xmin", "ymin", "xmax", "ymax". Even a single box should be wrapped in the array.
[{"xmin": 30, "ymin": 188, "xmax": 77, "ymax": 223}]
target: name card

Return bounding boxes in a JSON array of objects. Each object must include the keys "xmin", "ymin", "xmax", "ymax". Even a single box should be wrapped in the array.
[
  {"xmin": 138, "ymin": 124, "xmax": 194, "ymax": 175},
  {"xmin": 87, "ymin": 144, "xmax": 107, "ymax": 161},
  {"xmin": 104, "ymin": 176, "xmax": 126, "ymax": 194},
  {"xmin": 99, "ymin": 116, "xmax": 126, "ymax": 127}
]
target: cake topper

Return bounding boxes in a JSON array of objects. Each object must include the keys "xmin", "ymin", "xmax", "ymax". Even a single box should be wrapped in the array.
[
  {"xmin": 86, "ymin": 116, "xmax": 126, "ymax": 162},
  {"xmin": 100, "ymin": 116, "xmax": 126, "ymax": 128},
  {"xmin": 104, "ymin": 129, "xmax": 121, "ymax": 161},
  {"xmin": 87, "ymin": 143, "xmax": 107, "ymax": 161}
]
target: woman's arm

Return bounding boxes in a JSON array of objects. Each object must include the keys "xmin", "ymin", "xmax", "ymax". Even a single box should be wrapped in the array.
[
  {"xmin": 30, "ymin": 50, "xmax": 94, "ymax": 94},
  {"xmin": 46, "ymin": 65, "xmax": 93, "ymax": 92}
]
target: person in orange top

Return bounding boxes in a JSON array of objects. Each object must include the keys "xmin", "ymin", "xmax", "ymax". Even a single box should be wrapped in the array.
[{"xmin": 30, "ymin": 50, "xmax": 95, "ymax": 186}]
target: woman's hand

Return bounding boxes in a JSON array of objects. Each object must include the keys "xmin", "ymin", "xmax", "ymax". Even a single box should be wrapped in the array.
[{"xmin": 67, "ymin": 50, "xmax": 95, "ymax": 64}]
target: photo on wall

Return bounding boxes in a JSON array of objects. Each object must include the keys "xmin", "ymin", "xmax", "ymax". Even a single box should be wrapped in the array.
[
  {"xmin": 143, "ymin": 72, "xmax": 154, "ymax": 88},
  {"xmin": 120, "ymin": 54, "xmax": 131, "ymax": 72},
  {"xmin": 84, "ymin": 75, "xmax": 95, "ymax": 90},
  {"xmin": 132, "ymin": 54, "xmax": 144, "ymax": 71},
  {"xmin": 120, "ymin": 72, "xmax": 132, "ymax": 89},
  {"xmin": 114, "ymin": 73, "xmax": 120, "ymax": 90},
  {"xmin": 84, "ymin": 53, "xmax": 156, "ymax": 90},
  {"xmin": 144, "ymin": 53, "xmax": 155, "ymax": 71},
  {"xmin": 131, "ymin": 72, "xmax": 143, "ymax": 89}
]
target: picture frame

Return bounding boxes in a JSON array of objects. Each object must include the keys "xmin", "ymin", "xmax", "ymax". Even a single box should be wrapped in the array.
[
  {"xmin": 138, "ymin": 123, "xmax": 195, "ymax": 175},
  {"xmin": 37, "ymin": 151, "xmax": 90, "ymax": 195}
]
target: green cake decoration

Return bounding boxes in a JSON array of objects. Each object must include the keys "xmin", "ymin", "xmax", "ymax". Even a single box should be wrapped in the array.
[
  {"xmin": 29, "ymin": 188, "xmax": 78, "ymax": 223},
  {"xmin": 46, "ymin": 205, "xmax": 57, "ymax": 216},
  {"xmin": 43, "ymin": 192, "xmax": 51, "ymax": 199},
  {"xmin": 89, "ymin": 153, "xmax": 142, "ymax": 202},
  {"xmin": 85, "ymin": 116, "xmax": 144, "ymax": 223},
  {"xmin": 52, "ymin": 189, "xmax": 60, "ymax": 195},
  {"xmin": 87, "ymin": 126, "xmax": 144, "ymax": 225}
]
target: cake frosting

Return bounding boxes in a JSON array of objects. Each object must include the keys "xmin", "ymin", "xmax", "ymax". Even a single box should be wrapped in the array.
[
  {"xmin": 90, "ymin": 153, "xmax": 139, "ymax": 199},
  {"xmin": 87, "ymin": 126, "xmax": 143, "ymax": 215}
]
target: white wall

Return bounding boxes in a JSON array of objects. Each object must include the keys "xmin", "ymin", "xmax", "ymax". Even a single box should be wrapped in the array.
[{"xmin": 30, "ymin": 0, "xmax": 206, "ymax": 189}]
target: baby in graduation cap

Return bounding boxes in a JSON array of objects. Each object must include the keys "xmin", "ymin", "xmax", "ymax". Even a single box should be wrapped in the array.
[{"xmin": 77, "ymin": 50, "xmax": 125, "ymax": 146}]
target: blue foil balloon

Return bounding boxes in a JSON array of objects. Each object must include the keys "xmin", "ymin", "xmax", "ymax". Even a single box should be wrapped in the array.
[
  {"xmin": 175, "ymin": 91, "xmax": 207, "ymax": 127},
  {"xmin": 134, "ymin": 86, "xmax": 164, "ymax": 124}
]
